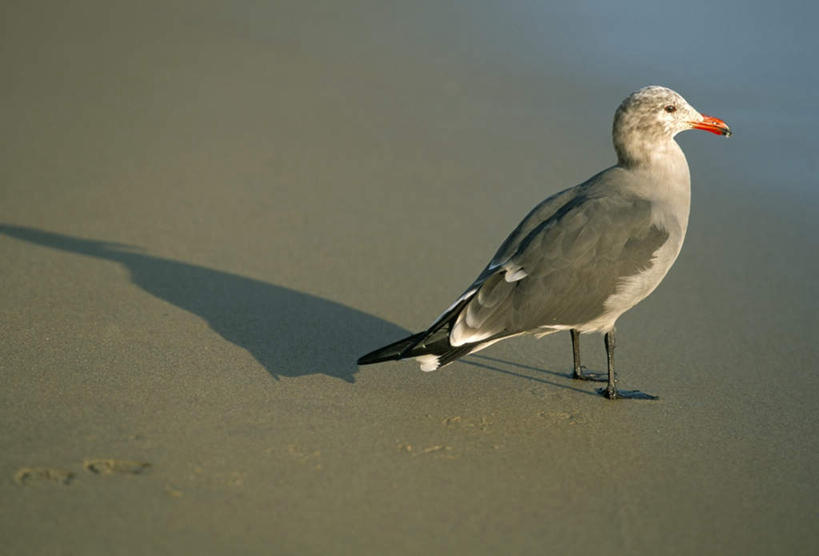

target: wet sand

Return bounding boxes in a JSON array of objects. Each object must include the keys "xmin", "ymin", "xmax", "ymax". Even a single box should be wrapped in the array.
[{"xmin": 1, "ymin": 2, "xmax": 817, "ymax": 554}]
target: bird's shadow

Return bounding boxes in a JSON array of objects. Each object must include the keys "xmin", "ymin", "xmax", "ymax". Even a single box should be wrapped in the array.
[
  {"xmin": 0, "ymin": 224, "xmax": 408, "ymax": 382},
  {"xmin": 467, "ymin": 354, "xmax": 659, "ymax": 400},
  {"xmin": 465, "ymin": 354, "xmax": 601, "ymax": 397}
]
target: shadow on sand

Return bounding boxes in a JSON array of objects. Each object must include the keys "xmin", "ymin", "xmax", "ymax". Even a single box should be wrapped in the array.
[
  {"xmin": 466, "ymin": 354, "xmax": 600, "ymax": 397},
  {"xmin": 1, "ymin": 224, "xmax": 408, "ymax": 382}
]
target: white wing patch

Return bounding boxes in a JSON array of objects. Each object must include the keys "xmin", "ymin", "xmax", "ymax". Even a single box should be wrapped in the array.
[
  {"xmin": 416, "ymin": 355, "xmax": 440, "ymax": 372},
  {"xmin": 503, "ymin": 265, "xmax": 527, "ymax": 282},
  {"xmin": 449, "ymin": 324, "xmax": 494, "ymax": 347}
]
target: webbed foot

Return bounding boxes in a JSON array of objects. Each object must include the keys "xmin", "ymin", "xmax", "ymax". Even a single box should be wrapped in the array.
[{"xmin": 598, "ymin": 386, "xmax": 658, "ymax": 400}]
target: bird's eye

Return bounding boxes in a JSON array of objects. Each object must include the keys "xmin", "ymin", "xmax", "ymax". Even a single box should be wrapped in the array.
[{"xmin": 664, "ymin": 105, "xmax": 677, "ymax": 113}]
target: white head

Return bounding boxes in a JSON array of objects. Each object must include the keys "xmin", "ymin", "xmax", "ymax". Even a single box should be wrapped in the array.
[{"xmin": 613, "ymin": 85, "xmax": 730, "ymax": 167}]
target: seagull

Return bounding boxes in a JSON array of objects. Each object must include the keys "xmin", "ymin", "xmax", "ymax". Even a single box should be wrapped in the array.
[{"xmin": 357, "ymin": 86, "xmax": 730, "ymax": 399}]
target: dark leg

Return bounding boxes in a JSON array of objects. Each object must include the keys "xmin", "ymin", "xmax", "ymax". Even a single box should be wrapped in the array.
[
  {"xmin": 603, "ymin": 330, "xmax": 619, "ymax": 399},
  {"xmin": 571, "ymin": 329, "xmax": 583, "ymax": 378},
  {"xmin": 597, "ymin": 329, "xmax": 658, "ymax": 400},
  {"xmin": 570, "ymin": 329, "xmax": 606, "ymax": 381}
]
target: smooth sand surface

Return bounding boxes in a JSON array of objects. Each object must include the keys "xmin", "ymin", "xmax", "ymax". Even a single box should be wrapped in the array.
[{"xmin": 2, "ymin": 2, "xmax": 817, "ymax": 554}]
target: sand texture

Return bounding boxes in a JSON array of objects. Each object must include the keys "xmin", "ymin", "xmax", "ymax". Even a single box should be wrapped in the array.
[{"xmin": 1, "ymin": 2, "xmax": 817, "ymax": 555}]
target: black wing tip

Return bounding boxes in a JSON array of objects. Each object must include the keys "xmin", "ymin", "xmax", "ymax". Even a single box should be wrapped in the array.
[
  {"xmin": 356, "ymin": 351, "xmax": 395, "ymax": 366},
  {"xmin": 356, "ymin": 332, "xmax": 427, "ymax": 366},
  {"xmin": 357, "ymin": 291, "xmax": 479, "ymax": 367}
]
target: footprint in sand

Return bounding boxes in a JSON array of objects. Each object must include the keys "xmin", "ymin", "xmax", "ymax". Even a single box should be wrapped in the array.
[
  {"xmin": 14, "ymin": 467, "xmax": 75, "ymax": 486},
  {"xmin": 397, "ymin": 443, "xmax": 456, "ymax": 459},
  {"xmin": 83, "ymin": 458, "xmax": 151, "ymax": 475},
  {"xmin": 538, "ymin": 410, "xmax": 585, "ymax": 425}
]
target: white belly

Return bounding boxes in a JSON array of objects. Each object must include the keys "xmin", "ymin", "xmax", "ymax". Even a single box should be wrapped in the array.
[{"xmin": 578, "ymin": 230, "xmax": 684, "ymax": 333}]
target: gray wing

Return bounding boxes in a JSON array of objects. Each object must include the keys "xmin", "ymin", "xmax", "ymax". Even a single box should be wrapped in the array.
[
  {"xmin": 481, "ymin": 185, "xmax": 582, "ymax": 277},
  {"xmin": 449, "ymin": 192, "xmax": 669, "ymax": 345}
]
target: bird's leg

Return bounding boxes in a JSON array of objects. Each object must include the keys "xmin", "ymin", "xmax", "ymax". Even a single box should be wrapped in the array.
[
  {"xmin": 603, "ymin": 330, "xmax": 619, "ymax": 399},
  {"xmin": 571, "ymin": 329, "xmax": 583, "ymax": 378},
  {"xmin": 570, "ymin": 329, "xmax": 606, "ymax": 381},
  {"xmin": 597, "ymin": 329, "xmax": 659, "ymax": 400}
]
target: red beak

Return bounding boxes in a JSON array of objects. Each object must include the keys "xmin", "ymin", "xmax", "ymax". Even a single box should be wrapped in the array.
[{"xmin": 690, "ymin": 114, "xmax": 732, "ymax": 136}]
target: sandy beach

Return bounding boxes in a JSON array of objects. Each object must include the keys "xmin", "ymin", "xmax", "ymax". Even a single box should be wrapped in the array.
[{"xmin": 2, "ymin": 1, "xmax": 817, "ymax": 554}]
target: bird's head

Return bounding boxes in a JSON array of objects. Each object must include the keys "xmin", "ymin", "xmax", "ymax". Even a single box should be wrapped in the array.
[{"xmin": 613, "ymin": 85, "xmax": 730, "ymax": 166}]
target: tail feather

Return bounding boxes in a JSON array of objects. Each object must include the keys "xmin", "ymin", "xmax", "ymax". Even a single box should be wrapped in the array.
[
  {"xmin": 357, "ymin": 288, "xmax": 486, "ymax": 370},
  {"xmin": 357, "ymin": 332, "xmax": 428, "ymax": 365},
  {"xmin": 436, "ymin": 344, "xmax": 477, "ymax": 367},
  {"xmin": 357, "ymin": 330, "xmax": 476, "ymax": 369}
]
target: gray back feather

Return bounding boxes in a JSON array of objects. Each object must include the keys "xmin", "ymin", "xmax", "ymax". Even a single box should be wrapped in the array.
[{"xmin": 452, "ymin": 183, "xmax": 669, "ymax": 342}]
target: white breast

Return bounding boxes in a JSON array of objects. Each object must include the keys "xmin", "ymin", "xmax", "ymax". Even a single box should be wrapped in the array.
[{"xmin": 580, "ymin": 194, "xmax": 688, "ymax": 334}]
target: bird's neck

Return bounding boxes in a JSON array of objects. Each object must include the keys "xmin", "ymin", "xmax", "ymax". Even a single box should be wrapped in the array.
[
  {"xmin": 615, "ymin": 131, "xmax": 681, "ymax": 167},
  {"xmin": 616, "ymin": 137, "xmax": 691, "ymax": 233},
  {"xmin": 615, "ymin": 134, "xmax": 688, "ymax": 182}
]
